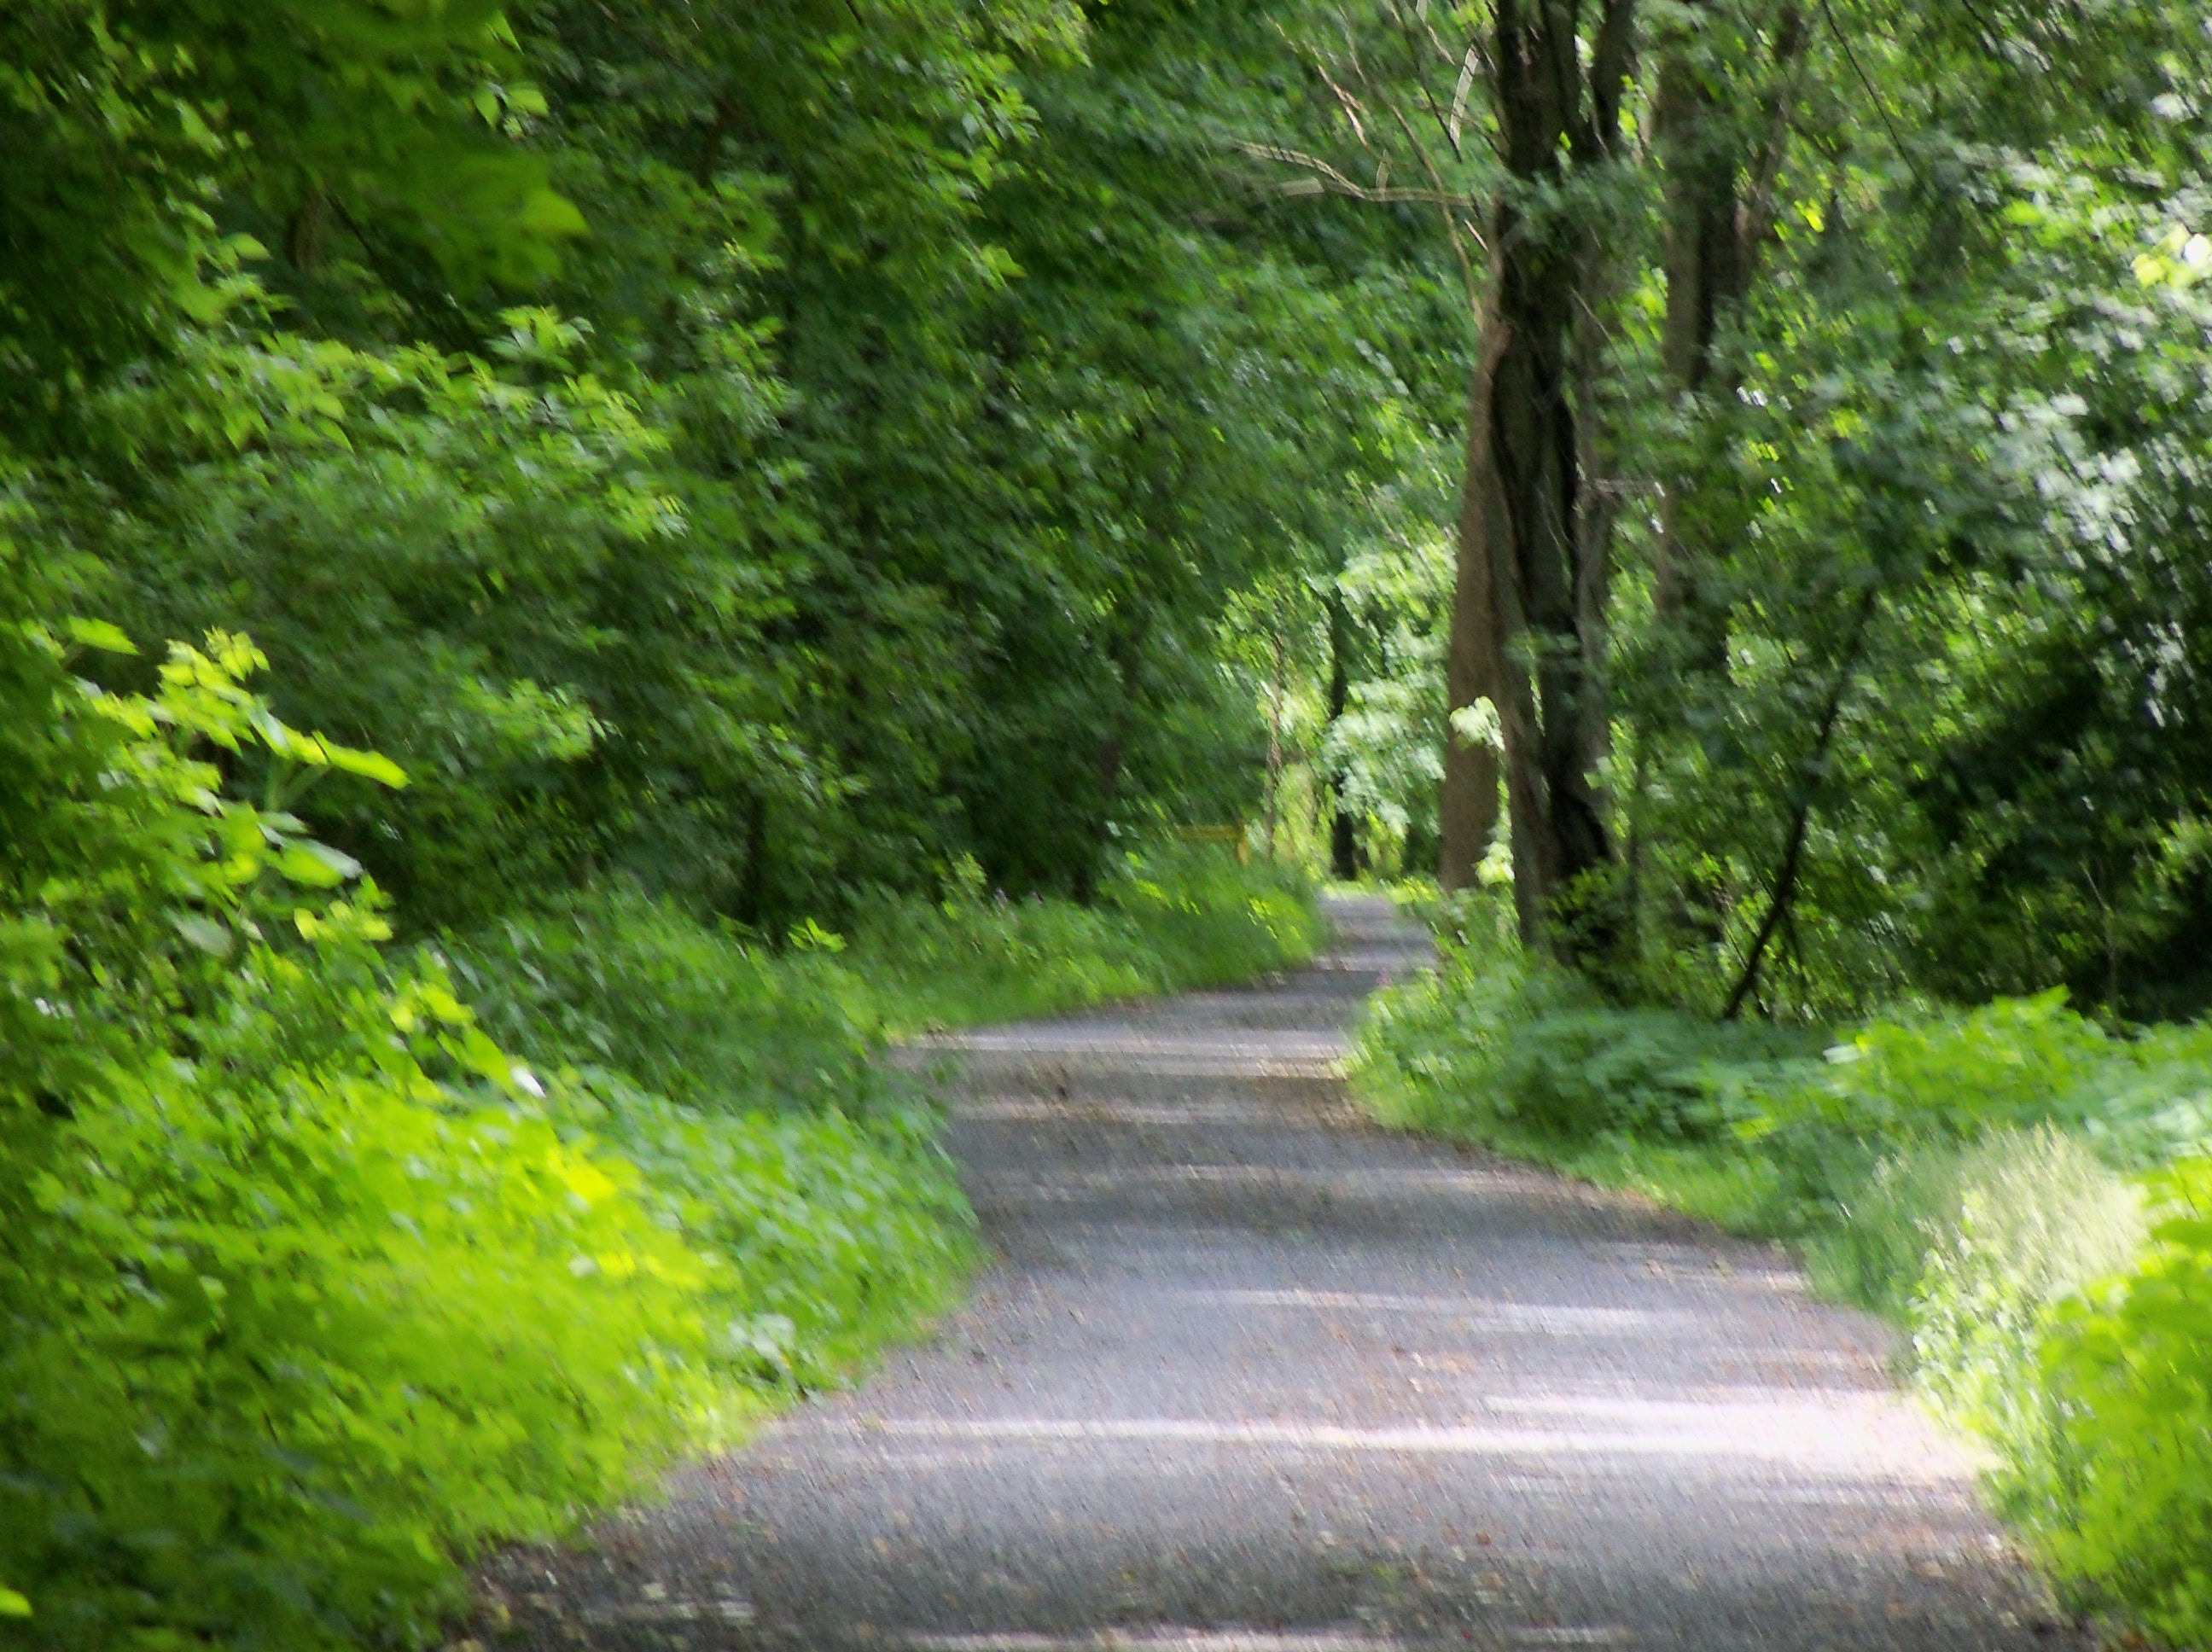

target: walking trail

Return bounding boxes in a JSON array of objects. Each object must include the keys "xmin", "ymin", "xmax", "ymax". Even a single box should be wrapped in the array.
[{"xmin": 482, "ymin": 896, "xmax": 2083, "ymax": 1652}]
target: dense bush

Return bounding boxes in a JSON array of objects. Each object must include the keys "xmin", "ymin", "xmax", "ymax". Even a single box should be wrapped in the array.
[
  {"xmin": 2039, "ymin": 1159, "xmax": 2212, "ymax": 1642},
  {"xmin": 3, "ymin": 939, "xmax": 721, "ymax": 1652},
  {"xmin": 1354, "ymin": 910, "xmax": 1813, "ymax": 1146},
  {"xmin": 0, "ymin": 629, "xmax": 695, "ymax": 1646},
  {"xmin": 0, "ymin": 628, "xmax": 987, "ymax": 1649},
  {"xmin": 445, "ymin": 889, "xmax": 888, "ymax": 1114}
]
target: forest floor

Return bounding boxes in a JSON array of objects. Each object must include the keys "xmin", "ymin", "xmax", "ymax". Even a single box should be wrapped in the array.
[{"xmin": 471, "ymin": 897, "xmax": 2087, "ymax": 1652}]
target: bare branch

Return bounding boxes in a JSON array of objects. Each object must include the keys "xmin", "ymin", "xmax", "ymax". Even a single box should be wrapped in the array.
[
  {"xmin": 1234, "ymin": 140, "xmax": 1480, "ymax": 211},
  {"xmin": 1447, "ymin": 44, "xmax": 1481, "ymax": 157}
]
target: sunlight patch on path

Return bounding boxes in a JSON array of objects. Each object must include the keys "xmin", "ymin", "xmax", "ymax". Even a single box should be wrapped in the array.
[
  {"xmin": 859, "ymin": 1403, "xmax": 1970, "ymax": 1479},
  {"xmin": 898, "ymin": 1629, "xmax": 1632, "ymax": 1650},
  {"xmin": 969, "ymin": 1166, "xmax": 1535, "ymax": 1196},
  {"xmin": 1168, "ymin": 1289, "xmax": 1689, "ymax": 1332}
]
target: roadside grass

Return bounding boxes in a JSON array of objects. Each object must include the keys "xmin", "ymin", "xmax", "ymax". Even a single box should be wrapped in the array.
[
  {"xmin": 852, "ymin": 845, "xmax": 1322, "ymax": 1031},
  {"xmin": 1348, "ymin": 900, "xmax": 2212, "ymax": 1645}
]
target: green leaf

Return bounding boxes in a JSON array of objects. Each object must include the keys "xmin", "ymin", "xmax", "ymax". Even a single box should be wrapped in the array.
[
  {"xmin": 63, "ymin": 618, "xmax": 138, "ymax": 655},
  {"xmin": 0, "ymin": 1588, "xmax": 28, "ymax": 1618},
  {"xmin": 276, "ymin": 841, "xmax": 364, "ymax": 888},
  {"xmin": 171, "ymin": 914, "xmax": 236, "ymax": 957},
  {"xmin": 323, "ymin": 745, "xmax": 410, "ymax": 788}
]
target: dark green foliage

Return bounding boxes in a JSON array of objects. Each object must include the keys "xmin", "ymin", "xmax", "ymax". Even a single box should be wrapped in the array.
[
  {"xmin": 445, "ymin": 888, "xmax": 888, "ymax": 1114},
  {"xmin": 1353, "ymin": 899, "xmax": 1818, "ymax": 1144}
]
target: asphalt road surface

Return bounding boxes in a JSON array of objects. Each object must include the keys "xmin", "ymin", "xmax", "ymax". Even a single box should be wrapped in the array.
[{"xmin": 477, "ymin": 896, "xmax": 2082, "ymax": 1652}]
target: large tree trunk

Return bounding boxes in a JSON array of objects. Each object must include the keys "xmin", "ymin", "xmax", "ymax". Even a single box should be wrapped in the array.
[
  {"xmin": 1437, "ymin": 297, "xmax": 1507, "ymax": 893},
  {"xmin": 1477, "ymin": 0, "xmax": 1636, "ymax": 958}
]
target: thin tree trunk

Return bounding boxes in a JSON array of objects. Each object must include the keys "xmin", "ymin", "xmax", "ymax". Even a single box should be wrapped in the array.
[
  {"xmin": 1326, "ymin": 585, "xmax": 1359, "ymax": 881},
  {"xmin": 1722, "ymin": 589, "xmax": 1876, "ymax": 1018}
]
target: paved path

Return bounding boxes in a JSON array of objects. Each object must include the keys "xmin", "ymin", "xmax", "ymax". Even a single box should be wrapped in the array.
[{"xmin": 482, "ymin": 897, "xmax": 2079, "ymax": 1652}]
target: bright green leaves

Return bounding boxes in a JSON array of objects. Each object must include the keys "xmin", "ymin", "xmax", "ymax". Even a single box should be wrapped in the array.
[
  {"xmin": 61, "ymin": 618, "xmax": 137, "ymax": 655},
  {"xmin": 2034, "ymin": 1156, "xmax": 2212, "ymax": 1642},
  {"xmin": 0, "ymin": 601, "xmax": 982, "ymax": 1652},
  {"xmin": 2133, "ymin": 222, "xmax": 2212, "ymax": 286},
  {"xmin": 157, "ymin": 632, "xmax": 368, "ymax": 756}
]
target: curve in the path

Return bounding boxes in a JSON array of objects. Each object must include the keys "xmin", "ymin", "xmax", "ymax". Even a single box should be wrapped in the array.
[{"xmin": 480, "ymin": 896, "xmax": 2081, "ymax": 1652}]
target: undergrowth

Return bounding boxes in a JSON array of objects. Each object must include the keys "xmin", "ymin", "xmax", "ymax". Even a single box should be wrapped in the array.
[
  {"xmin": 1349, "ymin": 894, "xmax": 2212, "ymax": 1646},
  {"xmin": 849, "ymin": 846, "xmax": 1321, "ymax": 1030},
  {"xmin": 0, "ymin": 622, "xmax": 1314, "ymax": 1652}
]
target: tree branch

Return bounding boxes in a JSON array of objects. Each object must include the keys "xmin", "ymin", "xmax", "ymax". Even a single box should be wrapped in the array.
[{"xmin": 1722, "ymin": 586, "xmax": 1878, "ymax": 1020}]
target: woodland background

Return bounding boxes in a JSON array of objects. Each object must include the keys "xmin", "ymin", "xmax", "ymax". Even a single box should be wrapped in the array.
[{"xmin": 7, "ymin": 0, "xmax": 2212, "ymax": 1647}]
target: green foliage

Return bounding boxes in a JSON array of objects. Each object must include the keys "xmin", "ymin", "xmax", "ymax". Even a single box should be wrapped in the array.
[
  {"xmin": 1766, "ymin": 993, "xmax": 2116, "ymax": 1143},
  {"xmin": 86, "ymin": 311, "xmax": 795, "ymax": 926},
  {"xmin": 6, "ymin": 949, "xmax": 720, "ymax": 1652},
  {"xmin": 587, "ymin": 1087, "xmax": 975, "ymax": 1391},
  {"xmin": 2037, "ymin": 1159, "xmax": 2212, "ymax": 1642},
  {"xmin": 446, "ymin": 888, "xmax": 888, "ymax": 1114},
  {"xmin": 853, "ymin": 846, "xmax": 1321, "ymax": 1030},
  {"xmin": 1912, "ymin": 1128, "xmax": 2144, "ymax": 1484},
  {"xmin": 1352, "ymin": 906, "xmax": 1813, "ymax": 1145},
  {"xmin": 0, "ymin": 628, "xmax": 692, "ymax": 1647},
  {"xmin": 445, "ymin": 844, "xmax": 1316, "ymax": 1091},
  {"xmin": 0, "ymin": 625, "xmax": 991, "ymax": 1649},
  {"xmin": 0, "ymin": 0, "xmax": 580, "ymax": 444}
]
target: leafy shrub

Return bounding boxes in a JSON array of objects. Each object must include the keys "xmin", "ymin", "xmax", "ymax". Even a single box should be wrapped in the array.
[
  {"xmin": 597, "ymin": 1081, "xmax": 974, "ymax": 1389},
  {"xmin": 1907, "ymin": 1127, "xmax": 2144, "ymax": 1444},
  {"xmin": 1504, "ymin": 1007, "xmax": 1813, "ymax": 1141},
  {"xmin": 445, "ymin": 888, "xmax": 888, "ymax": 1112},
  {"xmin": 0, "ymin": 631, "xmax": 719, "ymax": 1648},
  {"xmin": 1758, "ymin": 990, "xmax": 2115, "ymax": 1147},
  {"xmin": 1743, "ymin": 994, "xmax": 2124, "ymax": 1245},
  {"xmin": 2069, "ymin": 1019, "xmax": 2212, "ymax": 1170},
  {"xmin": 1351, "ymin": 921, "xmax": 1813, "ymax": 1144},
  {"xmin": 1099, "ymin": 844, "xmax": 1323, "ymax": 992},
  {"xmin": 2035, "ymin": 1157, "xmax": 2212, "ymax": 1643},
  {"xmin": 3, "ymin": 934, "xmax": 722, "ymax": 1652},
  {"xmin": 0, "ymin": 627, "xmax": 976, "ymax": 1651},
  {"xmin": 1349, "ymin": 922, "xmax": 1552, "ymax": 1135}
]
